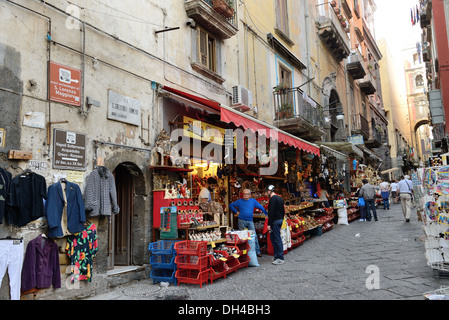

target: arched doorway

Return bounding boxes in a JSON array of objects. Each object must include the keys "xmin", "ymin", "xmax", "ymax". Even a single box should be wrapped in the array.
[
  {"xmin": 328, "ymin": 89, "xmax": 342, "ymax": 142},
  {"xmin": 113, "ymin": 163, "xmax": 135, "ymax": 266}
]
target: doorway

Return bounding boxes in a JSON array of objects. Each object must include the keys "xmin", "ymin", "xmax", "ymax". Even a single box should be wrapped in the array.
[{"xmin": 113, "ymin": 164, "xmax": 134, "ymax": 266}]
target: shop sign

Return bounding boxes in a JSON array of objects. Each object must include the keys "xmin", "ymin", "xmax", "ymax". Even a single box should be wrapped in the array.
[
  {"xmin": 183, "ymin": 116, "xmax": 225, "ymax": 145},
  {"xmin": 348, "ymin": 134, "xmax": 364, "ymax": 145},
  {"xmin": 48, "ymin": 61, "xmax": 81, "ymax": 106},
  {"xmin": 107, "ymin": 90, "xmax": 141, "ymax": 126},
  {"xmin": 53, "ymin": 129, "xmax": 86, "ymax": 170}
]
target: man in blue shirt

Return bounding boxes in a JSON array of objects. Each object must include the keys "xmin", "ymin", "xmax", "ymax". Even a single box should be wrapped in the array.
[{"xmin": 229, "ymin": 189, "xmax": 268, "ymax": 257}]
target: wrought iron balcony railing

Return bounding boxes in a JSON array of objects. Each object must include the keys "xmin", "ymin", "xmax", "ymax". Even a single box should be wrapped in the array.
[{"xmin": 273, "ymin": 87, "xmax": 324, "ymax": 128}]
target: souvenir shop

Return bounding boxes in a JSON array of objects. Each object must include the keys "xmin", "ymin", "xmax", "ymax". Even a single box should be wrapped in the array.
[
  {"xmin": 418, "ymin": 164, "xmax": 449, "ymax": 278},
  {"xmin": 148, "ymin": 89, "xmax": 363, "ymax": 287}
]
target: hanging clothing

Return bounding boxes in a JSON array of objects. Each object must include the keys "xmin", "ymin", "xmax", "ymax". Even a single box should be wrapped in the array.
[
  {"xmin": 66, "ymin": 223, "xmax": 98, "ymax": 283},
  {"xmin": 0, "ymin": 239, "xmax": 24, "ymax": 300},
  {"xmin": 0, "ymin": 168, "xmax": 12, "ymax": 224},
  {"xmin": 8, "ymin": 171, "xmax": 47, "ymax": 227},
  {"xmin": 21, "ymin": 235, "xmax": 61, "ymax": 291},
  {"xmin": 84, "ymin": 166, "xmax": 119, "ymax": 216},
  {"xmin": 45, "ymin": 180, "xmax": 86, "ymax": 238}
]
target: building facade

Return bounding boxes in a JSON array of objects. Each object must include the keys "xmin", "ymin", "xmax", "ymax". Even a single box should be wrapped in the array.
[
  {"xmin": 1, "ymin": 0, "xmax": 390, "ymax": 300},
  {"xmin": 420, "ymin": 0, "xmax": 449, "ymax": 155}
]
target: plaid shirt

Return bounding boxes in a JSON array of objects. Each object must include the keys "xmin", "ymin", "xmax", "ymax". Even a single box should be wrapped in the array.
[{"xmin": 84, "ymin": 166, "xmax": 119, "ymax": 216}]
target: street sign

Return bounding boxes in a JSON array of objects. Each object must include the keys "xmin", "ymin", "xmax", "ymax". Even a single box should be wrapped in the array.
[
  {"xmin": 107, "ymin": 90, "xmax": 141, "ymax": 126},
  {"xmin": 53, "ymin": 129, "xmax": 86, "ymax": 170},
  {"xmin": 348, "ymin": 135, "xmax": 364, "ymax": 145},
  {"xmin": 48, "ymin": 61, "xmax": 81, "ymax": 106}
]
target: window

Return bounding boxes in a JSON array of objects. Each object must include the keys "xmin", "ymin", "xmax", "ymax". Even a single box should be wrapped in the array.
[
  {"xmin": 275, "ymin": 0, "xmax": 290, "ymax": 39},
  {"xmin": 198, "ymin": 27, "xmax": 216, "ymax": 72},
  {"xmin": 415, "ymin": 75, "xmax": 424, "ymax": 88},
  {"xmin": 277, "ymin": 63, "xmax": 293, "ymax": 113}
]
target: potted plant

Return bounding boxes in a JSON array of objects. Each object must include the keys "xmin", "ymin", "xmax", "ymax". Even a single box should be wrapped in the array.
[
  {"xmin": 213, "ymin": 0, "xmax": 235, "ymax": 18},
  {"xmin": 331, "ymin": 0, "xmax": 337, "ymax": 7},
  {"xmin": 281, "ymin": 103, "xmax": 293, "ymax": 118},
  {"xmin": 274, "ymin": 82, "xmax": 289, "ymax": 94}
]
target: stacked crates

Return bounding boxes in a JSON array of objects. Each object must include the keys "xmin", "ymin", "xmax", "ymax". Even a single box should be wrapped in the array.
[
  {"xmin": 209, "ymin": 233, "xmax": 250, "ymax": 283},
  {"xmin": 174, "ymin": 241, "xmax": 209, "ymax": 288},
  {"xmin": 148, "ymin": 240, "xmax": 178, "ymax": 286}
]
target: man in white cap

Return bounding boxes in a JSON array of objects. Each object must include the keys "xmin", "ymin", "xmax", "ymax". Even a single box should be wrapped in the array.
[
  {"xmin": 266, "ymin": 185, "xmax": 285, "ymax": 265},
  {"xmin": 397, "ymin": 175, "xmax": 414, "ymax": 222}
]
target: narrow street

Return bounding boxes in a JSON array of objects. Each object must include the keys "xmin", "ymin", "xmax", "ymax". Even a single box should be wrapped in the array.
[{"xmin": 86, "ymin": 202, "xmax": 449, "ymax": 301}]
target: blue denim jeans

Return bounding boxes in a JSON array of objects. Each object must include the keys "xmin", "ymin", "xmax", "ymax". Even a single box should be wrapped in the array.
[
  {"xmin": 238, "ymin": 219, "xmax": 260, "ymax": 255},
  {"xmin": 359, "ymin": 205, "xmax": 366, "ymax": 220},
  {"xmin": 270, "ymin": 219, "xmax": 284, "ymax": 260},
  {"xmin": 381, "ymin": 191, "xmax": 390, "ymax": 209},
  {"xmin": 365, "ymin": 199, "xmax": 377, "ymax": 220}
]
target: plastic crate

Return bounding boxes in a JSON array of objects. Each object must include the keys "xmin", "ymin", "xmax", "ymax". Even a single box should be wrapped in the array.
[
  {"xmin": 175, "ymin": 255, "xmax": 209, "ymax": 270},
  {"xmin": 174, "ymin": 241, "xmax": 208, "ymax": 256},
  {"xmin": 225, "ymin": 233, "xmax": 248, "ymax": 244},
  {"xmin": 225, "ymin": 241, "xmax": 250, "ymax": 257},
  {"xmin": 150, "ymin": 253, "xmax": 176, "ymax": 269},
  {"xmin": 148, "ymin": 240, "xmax": 178, "ymax": 255},
  {"xmin": 176, "ymin": 268, "xmax": 210, "ymax": 288},
  {"xmin": 237, "ymin": 254, "xmax": 250, "ymax": 269},
  {"xmin": 209, "ymin": 261, "xmax": 229, "ymax": 283},
  {"xmin": 225, "ymin": 256, "xmax": 240, "ymax": 274},
  {"xmin": 150, "ymin": 268, "xmax": 177, "ymax": 286}
]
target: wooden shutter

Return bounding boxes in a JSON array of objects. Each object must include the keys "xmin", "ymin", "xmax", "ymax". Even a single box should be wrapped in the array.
[{"xmin": 199, "ymin": 29, "xmax": 208, "ymax": 67}]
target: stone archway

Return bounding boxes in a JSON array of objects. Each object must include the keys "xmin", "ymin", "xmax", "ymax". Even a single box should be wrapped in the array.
[
  {"xmin": 101, "ymin": 151, "xmax": 150, "ymax": 269},
  {"xmin": 322, "ymin": 73, "xmax": 344, "ymax": 142}
]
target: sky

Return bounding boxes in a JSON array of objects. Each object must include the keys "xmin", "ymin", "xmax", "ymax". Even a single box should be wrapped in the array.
[{"xmin": 374, "ymin": 0, "xmax": 423, "ymax": 58}]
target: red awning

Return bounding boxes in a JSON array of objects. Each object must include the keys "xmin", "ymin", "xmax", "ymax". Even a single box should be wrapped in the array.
[
  {"xmin": 220, "ymin": 106, "xmax": 320, "ymax": 156},
  {"xmin": 162, "ymin": 86, "xmax": 221, "ymax": 113}
]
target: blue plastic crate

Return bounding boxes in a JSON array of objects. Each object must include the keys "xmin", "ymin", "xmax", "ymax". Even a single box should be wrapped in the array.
[
  {"xmin": 148, "ymin": 240, "xmax": 179, "ymax": 255},
  {"xmin": 150, "ymin": 253, "xmax": 176, "ymax": 269},
  {"xmin": 150, "ymin": 268, "xmax": 177, "ymax": 286}
]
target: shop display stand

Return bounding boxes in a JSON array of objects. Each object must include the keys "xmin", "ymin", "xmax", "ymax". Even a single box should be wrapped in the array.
[{"xmin": 148, "ymin": 240, "xmax": 179, "ymax": 286}]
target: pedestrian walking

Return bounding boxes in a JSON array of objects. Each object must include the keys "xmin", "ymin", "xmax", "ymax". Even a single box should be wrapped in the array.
[
  {"xmin": 397, "ymin": 175, "xmax": 414, "ymax": 222},
  {"xmin": 266, "ymin": 185, "xmax": 285, "ymax": 265},
  {"xmin": 358, "ymin": 179, "xmax": 378, "ymax": 221},
  {"xmin": 379, "ymin": 178, "xmax": 391, "ymax": 210},
  {"xmin": 355, "ymin": 183, "xmax": 367, "ymax": 221},
  {"xmin": 229, "ymin": 189, "xmax": 268, "ymax": 257},
  {"xmin": 390, "ymin": 178, "xmax": 399, "ymax": 204}
]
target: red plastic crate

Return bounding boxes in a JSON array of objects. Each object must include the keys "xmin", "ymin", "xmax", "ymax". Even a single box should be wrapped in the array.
[
  {"xmin": 176, "ymin": 268, "xmax": 210, "ymax": 288},
  {"xmin": 225, "ymin": 256, "xmax": 240, "ymax": 274},
  {"xmin": 209, "ymin": 261, "xmax": 229, "ymax": 283},
  {"xmin": 237, "ymin": 254, "xmax": 250, "ymax": 269},
  {"xmin": 174, "ymin": 241, "xmax": 208, "ymax": 256},
  {"xmin": 175, "ymin": 255, "xmax": 209, "ymax": 270},
  {"xmin": 225, "ymin": 233, "xmax": 249, "ymax": 244}
]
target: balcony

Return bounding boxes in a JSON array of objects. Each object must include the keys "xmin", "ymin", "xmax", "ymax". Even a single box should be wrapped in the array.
[
  {"xmin": 346, "ymin": 51, "xmax": 366, "ymax": 79},
  {"xmin": 273, "ymin": 87, "xmax": 326, "ymax": 141},
  {"xmin": 358, "ymin": 70, "xmax": 377, "ymax": 95},
  {"xmin": 350, "ymin": 114, "xmax": 370, "ymax": 140},
  {"xmin": 315, "ymin": 2, "xmax": 351, "ymax": 62},
  {"xmin": 185, "ymin": 0, "xmax": 238, "ymax": 39},
  {"xmin": 365, "ymin": 129, "xmax": 383, "ymax": 148},
  {"xmin": 422, "ymin": 42, "xmax": 431, "ymax": 62},
  {"xmin": 420, "ymin": 0, "xmax": 432, "ymax": 28}
]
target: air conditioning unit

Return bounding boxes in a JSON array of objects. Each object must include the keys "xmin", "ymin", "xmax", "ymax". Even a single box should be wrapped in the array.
[{"xmin": 232, "ymin": 85, "xmax": 253, "ymax": 112}]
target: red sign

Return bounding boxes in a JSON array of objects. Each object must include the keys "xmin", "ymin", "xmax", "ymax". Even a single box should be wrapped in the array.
[{"xmin": 48, "ymin": 61, "xmax": 81, "ymax": 106}]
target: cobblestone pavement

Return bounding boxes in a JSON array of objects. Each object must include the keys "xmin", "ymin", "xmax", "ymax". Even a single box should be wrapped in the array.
[{"xmin": 85, "ymin": 202, "xmax": 449, "ymax": 300}]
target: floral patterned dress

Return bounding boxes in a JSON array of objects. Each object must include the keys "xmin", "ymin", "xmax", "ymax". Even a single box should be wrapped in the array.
[{"xmin": 66, "ymin": 223, "xmax": 98, "ymax": 283}]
